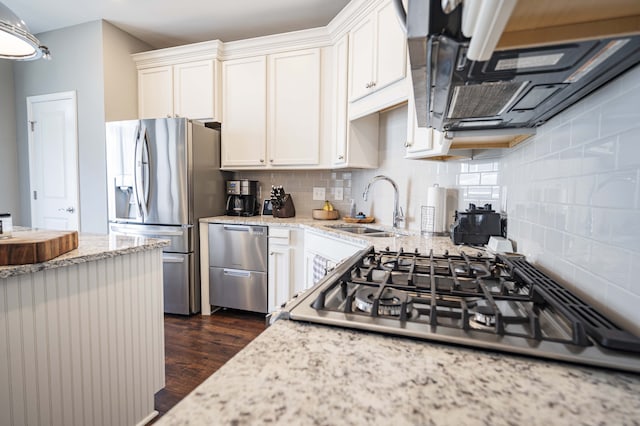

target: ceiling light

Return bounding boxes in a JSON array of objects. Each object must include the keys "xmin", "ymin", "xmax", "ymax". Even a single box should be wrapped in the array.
[{"xmin": 0, "ymin": 1, "xmax": 50, "ymax": 60}]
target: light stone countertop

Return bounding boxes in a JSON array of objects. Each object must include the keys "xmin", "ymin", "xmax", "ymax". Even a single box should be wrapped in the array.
[
  {"xmin": 156, "ymin": 319, "xmax": 640, "ymax": 426},
  {"xmin": 200, "ymin": 215, "xmax": 488, "ymax": 256},
  {"xmin": 0, "ymin": 229, "xmax": 169, "ymax": 279}
]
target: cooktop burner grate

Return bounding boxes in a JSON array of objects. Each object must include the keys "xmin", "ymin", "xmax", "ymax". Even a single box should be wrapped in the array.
[{"xmin": 309, "ymin": 248, "xmax": 640, "ymax": 353}]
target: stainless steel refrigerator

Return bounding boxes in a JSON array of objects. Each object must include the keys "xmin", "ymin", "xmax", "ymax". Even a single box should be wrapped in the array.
[{"xmin": 105, "ymin": 118, "xmax": 230, "ymax": 314}]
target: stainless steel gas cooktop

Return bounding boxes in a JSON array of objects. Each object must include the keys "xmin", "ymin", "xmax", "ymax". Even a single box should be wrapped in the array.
[{"xmin": 281, "ymin": 247, "xmax": 640, "ymax": 373}]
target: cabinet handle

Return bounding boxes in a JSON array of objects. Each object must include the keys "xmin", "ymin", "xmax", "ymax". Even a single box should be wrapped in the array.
[
  {"xmin": 365, "ymin": 82, "xmax": 371, "ymax": 89},
  {"xmin": 371, "ymin": 81, "xmax": 377, "ymax": 87},
  {"xmin": 259, "ymin": 159, "xmax": 265, "ymax": 163},
  {"xmin": 404, "ymin": 141, "xmax": 412, "ymax": 147},
  {"xmin": 270, "ymin": 159, "xmax": 274, "ymax": 163},
  {"xmin": 338, "ymin": 155, "xmax": 344, "ymax": 160},
  {"xmin": 270, "ymin": 252, "xmax": 275, "ymax": 256},
  {"xmin": 166, "ymin": 114, "xmax": 171, "ymax": 118}
]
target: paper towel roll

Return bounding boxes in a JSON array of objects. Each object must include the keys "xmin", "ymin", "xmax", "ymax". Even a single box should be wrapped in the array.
[{"xmin": 424, "ymin": 184, "xmax": 447, "ymax": 235}]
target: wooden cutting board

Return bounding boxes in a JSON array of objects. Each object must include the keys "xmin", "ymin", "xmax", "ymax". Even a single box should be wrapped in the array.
[{"xmin": 0, "ymin": 230, "xmax": 79, "ymax": 266}]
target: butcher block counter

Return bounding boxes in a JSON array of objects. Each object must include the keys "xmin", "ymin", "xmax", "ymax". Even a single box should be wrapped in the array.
[{"xmin": 0, "ymin": 229, "xmax": 169, "ymax": 426}]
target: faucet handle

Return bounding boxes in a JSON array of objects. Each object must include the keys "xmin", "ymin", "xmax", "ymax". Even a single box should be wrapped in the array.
[{"xmin": 398, "ymin": 206, "xmax": 405, "ymax": 220}]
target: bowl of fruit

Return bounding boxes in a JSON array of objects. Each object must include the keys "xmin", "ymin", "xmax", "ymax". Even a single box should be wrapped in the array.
[{"xmin": 312, "ymin": 201, "xmax": 339, "ymax": 220}]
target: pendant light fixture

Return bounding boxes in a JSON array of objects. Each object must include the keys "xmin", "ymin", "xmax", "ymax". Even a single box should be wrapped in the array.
[{"xmin": 0, "ymin": 1, "xmax": 50, "ymax": 60}]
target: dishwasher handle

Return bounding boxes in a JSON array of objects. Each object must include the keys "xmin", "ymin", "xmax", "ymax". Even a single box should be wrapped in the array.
[
  {"xmin": 222, "ymin": 224, "xmax": 266, "ymax": 235},
  {"xmin": 223, "ymin": 269, "xmax": 251, "ymax": 278}
]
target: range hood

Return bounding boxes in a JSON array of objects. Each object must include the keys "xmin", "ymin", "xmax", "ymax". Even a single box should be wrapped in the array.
[{"xmin": 400, "ymin": 0, "xmax": 640, "ymax": 139}]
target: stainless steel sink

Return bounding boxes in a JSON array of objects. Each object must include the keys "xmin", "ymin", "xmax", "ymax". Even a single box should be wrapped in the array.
[{"xmin": 325, "ymin": 225, "xmax": 403, "ymax": 238}]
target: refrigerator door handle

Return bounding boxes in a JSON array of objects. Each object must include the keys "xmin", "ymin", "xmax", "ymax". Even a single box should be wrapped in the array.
[
  {"xmin": 140, "ymin": 126, "xmax": 150, "ymax": 219},
  {"xmin": 110, "ymin": 224, "xmax": 187, "ymax": 237},
  {"xmin": 133, "ymin": 126, "xmax": 144, "ymax": 219},
  {"xmin": 163, "ymin": 255, "xmax": 186, "ymax": 263}
]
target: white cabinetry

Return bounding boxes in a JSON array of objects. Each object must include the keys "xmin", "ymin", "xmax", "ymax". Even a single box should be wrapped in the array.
[
  {"xmin": 133, "ymin": 41, "xmax": 222, "ymax": 121},
  {"xmin": 303, "ymin": 230, "xmax": 365, "ymax": 289},
  {"xmin": 221, "ymin": 56, "xmax": 268, "ymax": 167},
  {"xmin": 138, "ymin": 66, "xmax": 173, "ymax": 119},
  {"xmin": 405, "ymin": 78, "xmax": 452, "ymax": 159},
  {"xmin": 268, "ymin": 227, "xmax": 304, "ymax": 312},
  {"xmin": 348, "ymin": 0, "xmax": 407, "ymax": 118},
  {"xmin": 138, "ymin": 60, "xmax": 219, "ymax": 120},
  {"xmin": 221, "ymin": 48, "xmax": 322, "ymax": 169},
  {"xmin": 332, "ymin": 35, "xmax": 380, "ymax": 169}
]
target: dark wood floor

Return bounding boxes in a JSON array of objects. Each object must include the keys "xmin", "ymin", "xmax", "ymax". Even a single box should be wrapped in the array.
[{"xmin": 150, "ymin": 309, "xmax": 267, "ymax": 423}]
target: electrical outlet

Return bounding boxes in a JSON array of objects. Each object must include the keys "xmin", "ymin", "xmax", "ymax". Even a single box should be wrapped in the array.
[
  {"xmin": 334, "ymin": 187, "xmax": 344, "ymax": 201},
  {"xmin": 312, "ymin": 187, "xmax": 326, "ymax": 201}
]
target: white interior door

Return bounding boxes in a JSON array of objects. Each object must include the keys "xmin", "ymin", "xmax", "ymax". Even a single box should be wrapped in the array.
[{"xmin": 27, "ymin": 91, "xmax": 80, "ymax": 230}]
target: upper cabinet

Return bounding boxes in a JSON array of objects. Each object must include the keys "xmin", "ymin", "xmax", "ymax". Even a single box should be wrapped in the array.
[
  {"xmin": 221, "ymin": 48, "xmax": 323, "ymax": 169},
  {"xmin": 133, "ymin": 41, "xmax": 222, "ymax": 121},
  {"xmin": 347, "ymin": 0, "xmax": 407, "ymax": 119},
  {"xmin": 349, "ymin": 1, "xmax": 406, "ymax": 102},
  {"xmin": 332, "ymin": 34, "xmax": 379, "ymax": 169},
  {"xmin": 220, "ymin": 56, "xmax": 268, "ymax": 167}
]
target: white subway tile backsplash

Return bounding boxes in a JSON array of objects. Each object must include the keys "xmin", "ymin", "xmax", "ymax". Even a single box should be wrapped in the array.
[
  {"xmin": 592, "ymin": 170, "xmax": 637, "ymax": 209},
  {"xmin": 604, "ymin": 285, "xmax": 640, "ymax": 334},
  {"xmin": 582, "ymin": 137, "xmax": 616, "ymax": 175},
  {"xmin": 617, "ymin": 128, "xmax": 640, "ymax": 169},
  {"xmin": 600, "ymin": 86, "xmax": 640, "ymax": 138},
  {"xmin": 570, "ymin": 108, "xmax": 600, "ymax": 145},
  {"xmin": 480, "ymin": 172, "xmax": 498, "ymax": 185},
  {"xmin": 550, "ymin": 123, "xmax": 571, "ymax": 153},
  {"xmin": 458, "ymin": 173, "xmax": 480, "ymax": 185}
]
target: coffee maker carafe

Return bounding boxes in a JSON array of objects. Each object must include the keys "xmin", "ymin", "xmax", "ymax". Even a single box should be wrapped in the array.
[{"xmin": 225, "ymin": 180, "xmax": 259, "ymax": 216}]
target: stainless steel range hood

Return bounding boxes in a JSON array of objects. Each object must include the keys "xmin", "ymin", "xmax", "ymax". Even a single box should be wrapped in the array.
[{"xmin": 400, "ymin": 0, "xmax": 640, "ymax": 145}]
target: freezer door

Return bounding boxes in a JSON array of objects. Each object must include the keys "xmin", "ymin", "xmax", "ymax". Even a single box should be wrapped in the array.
[
  {"xmin": 164, "ymin": 253, "xmax": 195, "ymax": 315},
  {"xmin": 108, "ymin": 222, "xmax": 192, "ymax": 253},
  {"xmin": 141, "ymin": 118, "xmax": 190, "ymax": 225},
  {"xmin": 106, "ymin": 120, "xmax": 144, "ymax": 223},
  {"xmin": 209, "ymin": 267, "xmax": 268, "ymax": 313}
]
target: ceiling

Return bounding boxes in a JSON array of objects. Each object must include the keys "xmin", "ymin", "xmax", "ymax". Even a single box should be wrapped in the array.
[{"xmin": 3, "ymin": 0, "xmax": 351, "ymax": 49}]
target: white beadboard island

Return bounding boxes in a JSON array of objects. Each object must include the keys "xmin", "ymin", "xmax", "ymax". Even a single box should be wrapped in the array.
[{"xmin": 0, "ymin": 230, "xmax": 168, "ymax": 426}]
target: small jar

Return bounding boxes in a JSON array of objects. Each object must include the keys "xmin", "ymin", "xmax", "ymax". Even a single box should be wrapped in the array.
[{"xmin": 0, "ymin": 213, "xmax": 13, "ymax": 239}]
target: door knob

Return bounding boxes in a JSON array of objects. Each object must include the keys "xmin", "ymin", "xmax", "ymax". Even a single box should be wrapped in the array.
[{"xmin": 58, "ymin": 207, "xmax": 75, "ymax": 213}]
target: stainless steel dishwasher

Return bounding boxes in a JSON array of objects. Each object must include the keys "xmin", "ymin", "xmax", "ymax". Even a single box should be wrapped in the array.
[{"xmin": 208, "ymin": 223, "xmax": 268, "ymax": 313}]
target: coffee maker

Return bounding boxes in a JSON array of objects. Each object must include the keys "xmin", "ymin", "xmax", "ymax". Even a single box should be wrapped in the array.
[{"xmin": 225, "ymin": 180, "xmax": 259, "ymax": 216}]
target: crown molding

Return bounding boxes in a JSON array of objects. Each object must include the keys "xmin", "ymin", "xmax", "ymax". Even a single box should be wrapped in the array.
[
  {"xmin": 221, "ymin": 27, "xmax": 332, "ymax": 60},
  {"xmin": 132, "ymin": 0, "xmax": 393, "ymax": 65},
  {"xmin": 132, "ymin": 40, "xmax": 223, "ymax": 69}
]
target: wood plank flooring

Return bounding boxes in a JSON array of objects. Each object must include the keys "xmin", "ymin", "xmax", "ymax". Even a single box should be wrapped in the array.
[{"xmin": 151, "ymin": 309, "xmax": 267, "ymax": 423}]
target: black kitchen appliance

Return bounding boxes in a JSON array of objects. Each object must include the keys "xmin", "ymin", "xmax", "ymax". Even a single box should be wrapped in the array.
[
  {"xmin": 450, "ymin": 203, "xmax": 502, "ymax": 245},
  {"xmin": 226, "ymin": 180, "xmax": 259, "ymax": 216},
  {"xmin": 399, "ymin": 0, "xmax": 640, "ymax": 135},
  {"xmin": 281, "ymin": 247, "xmax": 640, "ymax": 373}
]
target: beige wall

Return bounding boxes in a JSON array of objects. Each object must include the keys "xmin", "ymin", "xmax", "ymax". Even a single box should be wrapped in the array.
[{"xmin": 102, "ymin": 21, "xmax": 151, "ymax": 121}]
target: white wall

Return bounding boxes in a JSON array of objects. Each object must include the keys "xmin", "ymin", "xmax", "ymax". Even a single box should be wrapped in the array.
[
  {"xmin": 502, "ymin": 65, "xmax": 640, "ymax": 333},
  {"xmin": 0, "ymin": 60, "xmax": 20, "ymax": 219},
  {"xmin": 13, "ymin": 21, "xmax": 107, "ymax": 233},
  {"xmin": 12, "ymin": 21, "xmax": 151, "ymax": 233}
]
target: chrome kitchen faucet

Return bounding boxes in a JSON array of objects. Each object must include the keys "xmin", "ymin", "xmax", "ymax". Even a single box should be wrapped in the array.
[{"xmin": 362, "ymin": 175, "xmax": 404, "ymax": 229}]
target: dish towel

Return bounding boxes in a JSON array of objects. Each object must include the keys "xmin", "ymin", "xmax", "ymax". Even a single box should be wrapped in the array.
[{"xmin": 312, "ymin": 254, "xmax": 329, "ymax": 284}]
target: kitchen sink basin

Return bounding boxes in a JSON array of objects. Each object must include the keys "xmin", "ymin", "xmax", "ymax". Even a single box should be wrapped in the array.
[{"xmin": 325, "ymin": 225, "xmax": 403, "ymax": 238}]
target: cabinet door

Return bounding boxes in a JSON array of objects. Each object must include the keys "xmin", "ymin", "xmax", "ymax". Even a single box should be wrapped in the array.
[
  {"xmin": 405, "ymin": 83, "xmax": 433, "ymax": 157},
  {"xmin": 138, "ymin": 66, "xmax": 173, "ymax": 119},
  {"xmin": 174, "ymin": 60, "xmax": 216, "ymax": 120},
  {"xmin": 374, "ymin": 1, "xmax": 407, "ymax": 91},
  {"xmin": 332, "ymin": 35, "xmax": 349, "ymax": 167},
  {"xmin": 268, "ymin": 49, "xmax": 321, "ymax": 166},
  {"xmin": 268, "ymin": 245, "xmax": 292, "ymax": 312},
  {"xmin": 348, "ymin": 15, "xmax": 375, "ymax": 102},
  {"xmin": 221, "ymin": 56, "xmax": 268, "ymax": 167}
]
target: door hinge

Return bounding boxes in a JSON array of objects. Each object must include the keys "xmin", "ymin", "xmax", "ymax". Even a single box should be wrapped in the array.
[
  {"xmin": 29, "ymin": 121, "xmax": 36, "ymax": 132},
  {"xmin": 33, "ymin": 190, "xmax": 37, "ymax": 200}
]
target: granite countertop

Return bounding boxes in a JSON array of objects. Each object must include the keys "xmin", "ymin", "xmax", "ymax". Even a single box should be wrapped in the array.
[
  {"xmin": 0, "ymin": 229, "xmax": 169, "ymax": 279},
  {"xmin": 200, "ymin": 215, "xmax": 488, "ymax": 256},
  {"xmin": 157, "ymin": 319, "xmax": 640, "ymax": 425}
]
